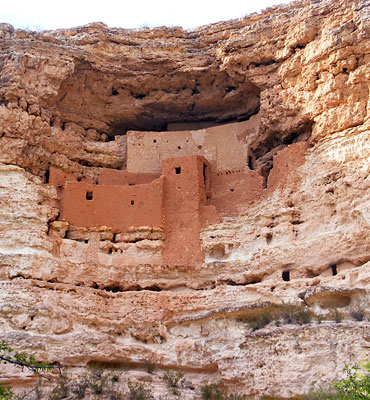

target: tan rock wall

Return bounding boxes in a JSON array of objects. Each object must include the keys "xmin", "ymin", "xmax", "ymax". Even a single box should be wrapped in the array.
[{"xmin": 1, "ymin": 0, "xmax": 370, "ymax": 398}]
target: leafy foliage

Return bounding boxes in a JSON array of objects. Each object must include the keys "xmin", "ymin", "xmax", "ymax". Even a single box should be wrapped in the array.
[
  {"xmin": 350, "ymin": 306, "xmax": 366, "ymax": 322},
  {"xmin": 162, "ymin": 371, "xmax": 184, "ymax": 396},
  {"xmin": 0, "ymin": 385, "xmax": 14, "ymax": 400},
  {"xmin": 330, "ymin": 308, "xmax": 343, "ymax": 323},
  {"xmin": 301, "ymin": 386, "xmax": 338, "ymax": 399},
  {"xmin": 200, "ymin": 383, "xmax": 248, "ymax": 400},
  {"xmin": 128, "ymin": 381, "xmax": 153, "ymax": 400},
  {"xmin": 0, "ymin": 341, "xmax": 56, "ymax": 400},
  {"xmin": 332, "ymin": 360, "xmax": 370, "ymax": 399},
  {"xmin": 241, "ymin": 310, "xmax": 274, "ymax": 331}
]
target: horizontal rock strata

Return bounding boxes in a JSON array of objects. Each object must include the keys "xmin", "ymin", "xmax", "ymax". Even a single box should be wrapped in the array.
[{"xmin": 1, "ymin": 0, "xmax": 370, "ymax": 398}]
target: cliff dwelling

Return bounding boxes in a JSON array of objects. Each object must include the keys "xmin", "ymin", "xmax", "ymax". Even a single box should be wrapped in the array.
[
  {"xmin": 48, "ymin": 116, "xmax": 310, "ymax": 266},
  {"xmin": 1, "ymin": 0, "xmax": 370, "ymax": 398}
]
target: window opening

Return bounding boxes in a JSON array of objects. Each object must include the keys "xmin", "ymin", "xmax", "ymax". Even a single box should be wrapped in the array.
[
  {"xmin": 86, "ymin": 191, "xmax": 93, "ymax": 200},
  {"xmin": 331, "ymin": 264, "xmax": 338, "ymax": 276},
  {"xmin": 44, "ymin": 169, "xmax": 50, "ymax": 184},
  {"xmin": 282, "ymin": 270, "xmax": 290, "ymax": 281},
  {"xmin": 248, "ymin": 156, "xmax": 254, "ymax": 170},
  {"xmin": 131, "ymin": 200, "xmax": 135, "ymax": 206},
  {"xmin": 175, "ymin": 167, "xmax": 181, "ymax": 174},
  {"xmin": 203, "ymin": 163, "xmax": 208, "ymax": 187}
]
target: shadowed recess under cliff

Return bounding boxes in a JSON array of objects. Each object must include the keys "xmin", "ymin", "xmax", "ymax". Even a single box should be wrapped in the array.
[{"xmin": 46, "ymin": 59, "xmax": 261, "ymax": 136}]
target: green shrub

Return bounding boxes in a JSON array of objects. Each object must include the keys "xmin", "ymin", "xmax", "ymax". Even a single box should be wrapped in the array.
[
  {"xmin": 49, "ymin": 375, "xmax": 69, "ymax": 400},
  {"xmin": 128, "ymin": 381, "xmax": 153, "ymax": 400},
  {"xmin": 162, "ymin": 371, "xmax": 184, "ymax": 396},
  {"xmin": 315, "ymin": 314, "xmax": 324, "ymax": 324},
  {"xmin": 294, "ymin": 308, "xmax": 313, "ymax": 325},
  {"xmin": 280, "ymin": 304, "xmax": 313, "ymax": 325},
  {"xmin": 143, "ymin": 358, "xmax": 155, "ymax": 374},
  {"xmin": 350, "ymin": 306, "xmax": 366, "ymax": 321},
  {"xmin": 280, "ymin": 303, "xmax": 298, "ymax": 324},
  {"xmin": 201, "ymin": 383, "xmax": 224, "ymax": 400},
  {"xmin": 242, "ymin": 310, "xmax": 274, "ymax": 331},
  {"xmin": 330, "ymin": 308, "xmax": 343, "ymax": 323},
  {"xmin": 0, "ymin": 384, "xmax": 14, "ymax": 400},
  {"xmin": 301, "ymin": 386, "xmax": 338, "ymax": 399},
  {"xmin": 332, "ymin": 360, "xmax": 370, "ymax": 399},
  {"xmin": 200, "ymin": 383, "xmax": 248, "ymax": 400},
  {"xmin": 71, "ymin": 376, "xmax": 89, "ymax": 399}
]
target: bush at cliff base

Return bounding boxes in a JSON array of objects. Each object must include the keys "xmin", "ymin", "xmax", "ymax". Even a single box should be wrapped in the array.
[{"xmin": 332, "ymin": 360, "xmax": 370, "ymax": 399}]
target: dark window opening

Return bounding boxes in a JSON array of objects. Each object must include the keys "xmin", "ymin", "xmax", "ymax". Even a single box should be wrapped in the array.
[
  {"xmin": 175, "ymin": 167, "xmax": 181, "ymax": 174},
  {"xmin": 84, "ymin": 239, "xmax": 88, "ymax": 244},
  {"xmin": 230, "ymin": 188, "xmax": 234, "ymax": 192},
  {"xmin": 77, "ymin": 177, "xmax": 82, "ymax": 182},
  {"xmin": 178, "ymin": 145, "xmax": 181, "ymax": 150},
  {"xmin": 266, "ymin": 233, "xmax": 273, "ymax": 244},
  {"xmin": 282, "ymin": 270, "xmax": 290, "ymax": 281},
  {"xmin": 86, "ymin": 191, "xmax": 93, "ymax": 200},
  {"xmin": 248, "ymin": 156, "xmax": 254, "ymax": 170},
  {"xmin": 44, "ymin": 168, "xmax": 50, "ymax": 184},
  {"xmin": 203, "ymin": 163, "xmax": 208, "ymax": 188},
  {"xmin": 153, "ymin": 139, "xmax": 157, "ymax": 143},
  {"xmin": 111, "ymin": 88, "xmax": 119, "ymax": 96},
  {"xmin": 131, "ymin": 200, "xmax": 135, "ymax": 206},
  {"xmin": 331, "ymin": 264, "xmax": 338, "ymax": 276},
  {"xmin": 198, "ymin": 145, "xmax": 202, "ymax": 150}
]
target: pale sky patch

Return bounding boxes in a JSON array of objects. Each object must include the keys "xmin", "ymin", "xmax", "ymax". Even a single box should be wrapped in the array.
[{"xmin": 2, "ymin": 0, "xmax": 294, "ymax": 31}]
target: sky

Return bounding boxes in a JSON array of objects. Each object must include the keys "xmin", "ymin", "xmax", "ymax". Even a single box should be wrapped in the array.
[{"xmin": 2, "ymin": 0, "xmax": 293, "ymax": 31}]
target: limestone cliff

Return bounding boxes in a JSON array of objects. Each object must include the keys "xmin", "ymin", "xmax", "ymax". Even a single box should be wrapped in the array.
[{"xmin": 1, "ymin": 0, "xmax": 370, "ymax": 398}]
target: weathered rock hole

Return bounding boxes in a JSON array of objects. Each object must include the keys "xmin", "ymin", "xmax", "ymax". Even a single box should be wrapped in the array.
[
  {"xmin": 103, "ymin": 285, "xmax": 122, "ymax": 293},
  {"xmin": 331, "ymin": 264, "xmax": 338, "ymax": 276},
  {"xmin": 282, "ymin": 270, "xmax": 290, "ymax": 281}
]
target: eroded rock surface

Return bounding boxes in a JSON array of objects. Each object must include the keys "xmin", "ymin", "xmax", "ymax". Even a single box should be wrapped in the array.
[{"xmin": 1, "ymin": 0, "xmax": 370, "ymax": 398}]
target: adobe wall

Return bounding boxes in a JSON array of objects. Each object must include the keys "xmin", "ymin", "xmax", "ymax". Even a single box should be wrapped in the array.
[
  {"xmin": 167, "ymin": 121, "xmax": 220, "ymax": 131},
  {"xmin": 126, "ymin": 116, "xmax": 260, "ymax": 174},
  {"xmin": 59, "ymin": 178, "xmax": 164, "ymax": 232},
  {"xmin": 49, "ymin": 166, "xmax": 80, "ymax": 186},
  {"xmin": 210, "ymin": 169, "xmax": 265, "ymax": 216},
  {"xmin": 98, "ymin": 168, "xmax": 159, "ymax": 186},
  {"xmin": 267, "ymin": 142, "xmax": 310, "ymax": 190},
  {"xmin": 162, "ymin": 155, "xmax": 219, "ymax": 265}
]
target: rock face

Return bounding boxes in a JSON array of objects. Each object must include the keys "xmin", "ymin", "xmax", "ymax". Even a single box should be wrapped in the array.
[{"xmin": 1, "ymin": 0, "xmax": 370, "ymax": 398}]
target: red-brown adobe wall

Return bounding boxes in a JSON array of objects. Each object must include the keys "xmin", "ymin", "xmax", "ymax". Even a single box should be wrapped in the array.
[
  {"xmin": 267, "ymin": 142, "xmax": 309, "ymax": 190},
  {"xmin": 59, "ymin": 178, "xmax": 164, "ymax": 232},
  {"xmin": 49, "ymin": 166, "xmax": 80, "ymax": 186},
  {"xmin": 210, "ymin": 169, "xmax": 264, "ymax": 216},
  {"xmin": 162, "ymin": 155, "xmax": 219, "ymax": 265},
  {"xmin": 98, "ymin": 168, "xmax": 159, "ymax": 186}
]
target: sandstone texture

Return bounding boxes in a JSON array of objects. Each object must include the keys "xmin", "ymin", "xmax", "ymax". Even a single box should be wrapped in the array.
[{"xmin": 1, "ymin": 0, "xmax": 370, "ymax": 398}]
